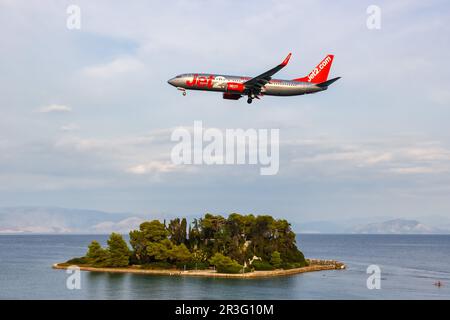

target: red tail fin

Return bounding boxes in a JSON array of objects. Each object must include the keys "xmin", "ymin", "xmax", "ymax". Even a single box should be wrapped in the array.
[{"xmin": 293, "ymin": 54, "xmax": 334, "ymax": 83}]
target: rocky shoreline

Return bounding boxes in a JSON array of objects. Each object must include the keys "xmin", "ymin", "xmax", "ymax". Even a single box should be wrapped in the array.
[{"xmin": 53, "ymin": 259, "xmax": 345, "ymax": 279}]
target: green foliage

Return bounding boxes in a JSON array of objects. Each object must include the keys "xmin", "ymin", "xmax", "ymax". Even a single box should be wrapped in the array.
[
  {"xmin": 66, "ymin": 257, "xmax": 88, "ymax": 265},
  {"xmin": 169, "ymin": 243, "xmax": 192, "ymax": 263},
  {"xmin": 270, "ymin": 251, "xmax": 282, "ymax": 268},
  {"xmin": 140, "ymin": 220, "xmax": 169, "ymax": 242},
  {"xmin": 209, "ymin": 253, "xmax": 244, "ymax": 274},
  {"xmin": 86, "ymin": 240, "xmax": 109, "ymax": 267},
  {"xmin": 168, "ymin": 218, "xmax": 187, "ymax": 245},
  {"xmin": 77, "ymin": 213, "xmax": 307, "ymax": 272},
  {"xmin": 191, "ymin": 248, "xmax": 208, "ymax": 263},
  {"xmin": 106, "ymin": 233, "xmax": 130, "ymax": 267},
  {"xmin": 188, "ymin": 218, "xmax": 201, "ymax": 248},
  {"xmin": 146, "ymin": 239, "xmax": 172, "ymax": 261},
  {"xmin": 252, "ymin": 260, "xmax": 275, "ymax": 271},
  {"xmin": 129, "ymin": 229, "xmax": 146, "ymax": 263},
  {"xmin": 129, "ymin": 220, "xmax": 170, "ymax": 264}
]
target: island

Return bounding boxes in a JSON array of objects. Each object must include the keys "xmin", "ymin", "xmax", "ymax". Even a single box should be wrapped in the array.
[{"xmin": 54, "ymin": 213, "xmax": 345, "ymax": 278}]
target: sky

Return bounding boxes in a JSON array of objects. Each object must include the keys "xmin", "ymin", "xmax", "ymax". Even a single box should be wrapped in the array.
[{"xmin": 1, "ymin": 0, "xmax": 450, "ymax": 225}]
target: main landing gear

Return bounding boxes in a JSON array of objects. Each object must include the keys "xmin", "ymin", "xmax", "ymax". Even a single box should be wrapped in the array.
[{"xmin": 247, "ymin": 93, "xmax": 256, "ymax": 104}]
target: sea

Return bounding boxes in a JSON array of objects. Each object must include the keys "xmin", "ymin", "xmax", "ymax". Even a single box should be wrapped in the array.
[{"xmin": 0, "ymin": 234, "xmax": 449, "ymax": 299}]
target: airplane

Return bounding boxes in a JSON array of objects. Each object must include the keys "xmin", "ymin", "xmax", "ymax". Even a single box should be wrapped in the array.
[{"xmin": 167, "ymin": 53, "xmax": 340, "ymax": 104}]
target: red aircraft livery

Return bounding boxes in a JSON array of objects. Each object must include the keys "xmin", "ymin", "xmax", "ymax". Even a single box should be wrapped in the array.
[{"xmin": 168, "ymin": 53, "xmax": 340, "ymax": 104}]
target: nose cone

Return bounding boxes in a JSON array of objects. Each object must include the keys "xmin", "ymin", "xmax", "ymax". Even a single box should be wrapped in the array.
[{"xmin": 167, "ymin": 77, "xmax": 177, "ymax": 87}]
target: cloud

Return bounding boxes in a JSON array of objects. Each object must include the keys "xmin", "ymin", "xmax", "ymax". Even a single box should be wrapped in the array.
[
  {"xmin": 287, "ymin": 137, "xmax": 450, "ymax": 176},
  {"xmin": 50, "ymin": 129, "xmax": 187, "ymax": 181},
  {"xmin": 388, "ymin": 167, "xmax": 444, "ymax": 175},
  {"xmin": 36, "ymin": 104, "xmax": 72, "ymax": 113},
  {"xmin": 2, "ymin": 1, "xmax": 450, "ymax": 219},
  {"xmin": 126, "ymin": 161, "xmax": 180, "ymax": 175},
  {"xmin": 60, "ymin": 123, "xmax": 79, "ymax": 131},
  {"xmin": 82, "ymin": 56, "xmax": 144, "ymax": 78}
]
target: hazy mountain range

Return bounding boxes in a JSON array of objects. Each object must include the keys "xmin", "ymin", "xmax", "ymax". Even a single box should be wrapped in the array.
[
  {"xmin": 296, "ymin": 218, "xmax": 450, "ymax": 234},
  {"xmin": 0, "ymin": 206, "xmax": 449, "ymax": 234},
  {"xmin": 350, "ymin": 219, "xmax": 449, "ymax": 234},
  {"xmin": 0, "ymin": 207, "xmax": 146, "ymax": 234}
]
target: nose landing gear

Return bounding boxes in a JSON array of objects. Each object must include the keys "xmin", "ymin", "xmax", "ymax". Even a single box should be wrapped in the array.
[{"xmin": 177, "ymin": 87, "xmax": 187, "ymax": 96}]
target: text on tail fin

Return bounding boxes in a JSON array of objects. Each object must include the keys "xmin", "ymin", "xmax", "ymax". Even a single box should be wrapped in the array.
[{"xmin": 293, "ymin": 54, "xmax": 334, "ymax": 83}]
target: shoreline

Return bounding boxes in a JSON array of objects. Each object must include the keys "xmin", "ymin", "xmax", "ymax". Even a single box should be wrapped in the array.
[{"xmin": 52, "ymin": 259, "xmax": 345, "ymax": 279}]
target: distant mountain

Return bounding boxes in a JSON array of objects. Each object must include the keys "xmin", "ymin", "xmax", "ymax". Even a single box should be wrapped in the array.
[
  {"xmin": 0, "ymin": 206, "xmax": 147, "ymax": 234},
  {"xmin": 293, "ymin": 216, "xmax": 393, "ymax": 234},
  {"xmin": 351, "ymin": 219, "xmax": 449, "ymax": 234},
  {"xmin": 2, "ymin": 207, "xmax": 449, "ymax": 235},
  {"xmin": 295, "ymin": 221, "xmax": 349, "ymax": 234}
]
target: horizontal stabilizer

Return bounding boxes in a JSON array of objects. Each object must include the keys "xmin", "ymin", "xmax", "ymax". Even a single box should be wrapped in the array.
[{"xmin": 316, "ymin": 77, "xmax": 341, "ymax": 88}]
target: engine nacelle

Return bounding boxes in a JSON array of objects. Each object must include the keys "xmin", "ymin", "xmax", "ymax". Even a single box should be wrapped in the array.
[
  {"xmin": 226, "ymin": 82, "xmax": 244, "ymax": 93},
  {"xmin": 223, "ymin": 93, "xmax": 242, "ymax": 100}
]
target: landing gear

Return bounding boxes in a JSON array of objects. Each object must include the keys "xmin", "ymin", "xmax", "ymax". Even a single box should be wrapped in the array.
[
  {"xmin": 247, "ymin": 92, "xmax": 257, "ymax": 104},
  {"xmin": 177, "ymin": 87, "xmax": 187, "ymax": 96},
  {"xmin": 182, "ymin": 91, "xmax": 186, "ymax": 96}
]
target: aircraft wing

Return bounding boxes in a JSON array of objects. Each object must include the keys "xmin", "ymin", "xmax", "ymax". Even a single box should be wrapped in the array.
[{"xmin": 244, "ymin": 53, "xmax": 291, "ymax": 93}]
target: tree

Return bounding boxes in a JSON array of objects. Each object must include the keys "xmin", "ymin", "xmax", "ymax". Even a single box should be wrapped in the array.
[
  {"xmin": 223, "ymin": 213, "xmax": 254, "ymax": 262},
  {"xmin": 78, "ymin": 213, "xmax": 307, "ymax": 271},
  {"xmin": 200, "ymin": 214, "xmax": 226, "ymax": 240},
  {"xmin": 168, "ymin": 218, "xmax": 188, "ymax": 245},
  {"xmin": 247, "ymin": 215, "xmax": 275, "ymax": 260},
  {"xmin": 146, "ymin": 239, "xmax": 172, "ymax": 261},
  {"xmin": 140, "ymin": 220, "xmax": 169, "ymax": 242},
  {"xmin": 209, "ymin": 253, "xmax": 243, "ymax": 274},
  {"xmin": 129, "ymin": 220, "xmax": 170, "ymax": 264},
  {"xmin": 188, "ymin": 219, "xmax": 201, "ymax": 248},
  {"xmin": 191, "ymin": 248, "xmax": 208, "ymax": 263},
  {"xmin": 129, "ymin": 229, "xmax": 146, "ymax": 263},
  {"xmin": 271, "ymin": 219, "xmax": 306, "ymax": 265},
  {"xmin": 106, "ymin": 233, "xmax": 130, "ymax": 267},
  {"xmin": 86, "ymin": 240, "xmax": 109, "ymax": 267},
  {"xmin": 270, "ymin": 251, "xmax": 282, "ymax": 268},
  {"xmin": 180, "ymin": 218, "xmax": 187, "ymax": 244},
  {"xmin": 169, "ymin": 243, "xmax": 192, "ymax": 263}
]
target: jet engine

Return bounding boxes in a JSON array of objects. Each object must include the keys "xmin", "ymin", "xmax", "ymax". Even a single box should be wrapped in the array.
[{"xmin": 223, "ymin": 93, "xmax": 242, "ymax": 100}]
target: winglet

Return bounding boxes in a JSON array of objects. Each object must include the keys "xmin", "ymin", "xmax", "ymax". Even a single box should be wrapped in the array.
[{"xmin": 281, "ymin": 53, "xmax": 292, "ymax": 66}]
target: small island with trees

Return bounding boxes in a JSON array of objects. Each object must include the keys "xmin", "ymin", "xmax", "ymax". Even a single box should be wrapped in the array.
[{"xmin": 54, "ymin": 213, "xmax": 345, "ymax": 278}]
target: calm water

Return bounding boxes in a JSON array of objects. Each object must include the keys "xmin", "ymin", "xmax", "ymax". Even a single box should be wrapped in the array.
[{"xmin": 0, "ymin": 234, "xmax": 449, "ymax": 299}]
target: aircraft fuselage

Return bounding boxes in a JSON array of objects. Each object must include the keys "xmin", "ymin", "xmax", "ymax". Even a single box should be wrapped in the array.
[{"xmin": 168, "ymin": 73, "xmax": 325, "ymax": 97}]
